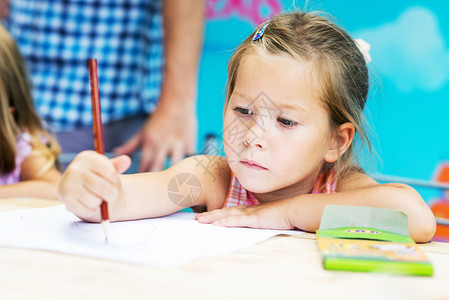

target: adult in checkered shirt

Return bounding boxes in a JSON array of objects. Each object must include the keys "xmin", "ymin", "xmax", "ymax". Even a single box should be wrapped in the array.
[{"xmin": 1, "ymin": 0, "xmax": 203, "ymax": 172}]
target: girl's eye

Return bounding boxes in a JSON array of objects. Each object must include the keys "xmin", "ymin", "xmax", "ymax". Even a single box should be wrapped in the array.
[
  {"xmin": 233, "ymin": 107, "xmax": 253, "ymax": 116},
  {"xmin": 277, "ymin": 117, "xmax": 298, "ymax": 128}
]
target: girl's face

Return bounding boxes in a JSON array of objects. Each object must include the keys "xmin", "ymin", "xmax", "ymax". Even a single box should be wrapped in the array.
[{"xmin": 223, "ymin": 52, "xmax": 335, "ymax": 201}]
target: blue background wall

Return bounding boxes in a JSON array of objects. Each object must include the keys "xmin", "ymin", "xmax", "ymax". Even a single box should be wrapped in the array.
[{"xmin": 197, "ymin": 0, "xmax": 449, "ymax": 203}]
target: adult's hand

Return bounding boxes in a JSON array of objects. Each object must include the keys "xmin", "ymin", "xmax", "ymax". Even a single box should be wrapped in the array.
[
  {"xmin": 114, "ymin": 0, "xmax": 203, "ymax": 172},
  {"xmin": 113, "ymin": 95, "xmax": 197, "ymax": 172}
]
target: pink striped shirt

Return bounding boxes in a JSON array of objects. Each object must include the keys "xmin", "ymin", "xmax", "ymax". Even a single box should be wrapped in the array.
[
  {"xmin": 0, "ymin": 132, "xmax": 32, "ymax": 185},
  {"xmin": 223, "ymin": 169, "xmax": 336, "ymax": 207}
]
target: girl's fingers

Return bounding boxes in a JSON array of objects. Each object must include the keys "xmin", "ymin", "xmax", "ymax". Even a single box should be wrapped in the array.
[
  {"xmin": 86, "ymin": 156, "xmax": 120, "ymax": 185},
  {"xmin": 81, "ymin": 171, "xmax": 119, "ymax": 204},
  {"xmin": 59, "ymin": 150, "xmax": 121, "ymax": 220},
  {"xmin": 196, "ymin": 203, "xmax": 294, "ymax": 230},
  {"xmin": 62, "ymin": 173, "xmax": 102, "ymax": 210},
  {"xmin": 212, "ymin": 214, "xmax": 258, "ymax": 228},
  {"xmin": 76, "ymin": 184, "xmax": 103, "ymax": 210},
  {"xmin": 63, "ymin": 191, "xmax": 101, "ymax": 221},
  {"xmin": 111, "ymin": 155, "xmax": 132, "ymax": 174},
  {"xmin": 196, "ymin": 206, "xmax": 248, "ymax": 223},
  {"xmin": 73, "ymin": 196, "xmax": 101, "ymax": 221}
]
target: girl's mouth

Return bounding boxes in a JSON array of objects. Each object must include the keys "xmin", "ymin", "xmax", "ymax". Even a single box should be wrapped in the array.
[{"xmin": 240, "ymin": 159, "xmax": 268, "ymax": 170}]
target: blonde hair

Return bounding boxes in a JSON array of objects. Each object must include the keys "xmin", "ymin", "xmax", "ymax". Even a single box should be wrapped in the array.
[
  {"xmin": 225, "ymin": 11, "xmax": 371, "ymax": 181},
  {"xmin": 0, "ymin": 24, "xmax": 60, "ymax": 176}
]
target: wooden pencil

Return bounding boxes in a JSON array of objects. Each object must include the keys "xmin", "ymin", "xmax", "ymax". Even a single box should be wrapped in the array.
[{"xmin": 87, "ymin": 58, "xmax": 109, "ymax": 243}]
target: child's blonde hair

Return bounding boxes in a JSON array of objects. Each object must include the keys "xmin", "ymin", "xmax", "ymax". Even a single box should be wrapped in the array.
[
  {"xmin": 0, "ymin": 24, "xmax": 60, "ymax": 176},
  {"xmin": 225, "ymin": 11, "xmax": 371, "ymax": 181}
]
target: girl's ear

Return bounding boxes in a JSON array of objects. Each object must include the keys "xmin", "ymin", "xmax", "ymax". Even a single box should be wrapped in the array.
[{"xmin": 324, "ymin": 122, "xmax": 355, "ymax": 163}]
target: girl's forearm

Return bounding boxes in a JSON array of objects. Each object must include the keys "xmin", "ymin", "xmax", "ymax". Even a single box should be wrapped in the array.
[
  {"xmin": 110, "ymin": 173, "xmax": 184, "ymax": 221},
  {"xmin": 286, "ymin": 184, "xmax": 436, "ymax": 243},
  {"xmin": 0, "ymin": 180, "xmax": 59, "ymax": 199}
]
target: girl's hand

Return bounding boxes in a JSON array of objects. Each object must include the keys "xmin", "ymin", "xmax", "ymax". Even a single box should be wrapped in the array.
[
  {"xmin": 58, "ymin": 151, "xmax": 131, "ymax": 222},
  {"xmin": 195, "ymin": 200, "xmax": 294, "ymax": 230}
]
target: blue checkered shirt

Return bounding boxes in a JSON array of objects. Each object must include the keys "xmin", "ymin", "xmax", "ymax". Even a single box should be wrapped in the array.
[{"xmin": 4, "ymin": 0, "xmax": 163, "ymax": 131}]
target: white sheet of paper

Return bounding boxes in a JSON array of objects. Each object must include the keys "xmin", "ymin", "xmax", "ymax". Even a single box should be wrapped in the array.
[{"xmin": 0, "ymin": 205, "xmax": 303, "ymax": 267}]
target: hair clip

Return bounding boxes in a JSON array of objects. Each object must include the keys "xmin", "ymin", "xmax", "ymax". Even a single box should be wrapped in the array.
[
  {"xmin": 252, "ymin": 23, "xmax": 269, "ymax": 41},
  {"xmin": 354, "ymin": 39, "xmax": 371, "ymax": 64}
]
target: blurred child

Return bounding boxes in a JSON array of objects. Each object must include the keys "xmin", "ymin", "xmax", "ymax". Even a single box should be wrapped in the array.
[
  {"xmin": 0, "ymin": 24, "xmax": 61, "ymax": 199},
  {"xmin": 58, "ymin": 11, "xmax": 435, "ymax": 242}
]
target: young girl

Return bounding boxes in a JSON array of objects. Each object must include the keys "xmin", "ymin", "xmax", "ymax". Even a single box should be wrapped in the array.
[
  {"xmin": 58, "ymin": 12, "xmax": 436, "ymax": 242},
  {"xmin": 0, "ymin": 24, "xmax": 61, "ymax": 199}
]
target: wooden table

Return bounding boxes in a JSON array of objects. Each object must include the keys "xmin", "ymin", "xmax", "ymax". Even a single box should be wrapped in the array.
[{"xmin": 0, "ymin": 198, "xmax": 448, "ymax": 300}]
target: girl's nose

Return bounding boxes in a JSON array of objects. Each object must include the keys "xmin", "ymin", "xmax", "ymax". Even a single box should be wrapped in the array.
[
  {"xmin": 243, "ymin": 138, "xmax": 263, "ymax": 149},
  {"xmin": 243, "ymin": 139, "xmax": 264, "ymax": 149},
  {"xmin": 242, "ymin": 119, "xmax": 267, "ymax": 150}
]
